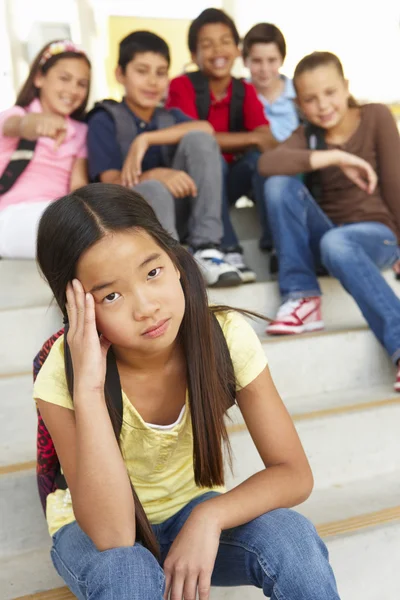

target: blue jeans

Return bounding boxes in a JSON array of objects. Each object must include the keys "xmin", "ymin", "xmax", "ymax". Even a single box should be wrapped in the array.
[
  {"xmin": 221, "ymin": 150, "xmax": 270, "ymax": 249},
  {"xmin": 51, "ymin": 492, "xmax": 339, "ymax": 599},
  {"xmin": 265, "ymin": 175, "xmax": 400, "ymax": 363}
]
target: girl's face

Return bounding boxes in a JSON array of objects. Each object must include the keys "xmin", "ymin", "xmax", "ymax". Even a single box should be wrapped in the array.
[
  {"xmin": 75, "ymin": 229, "xmax": 185, "ymax": 356},
  {"xmin": 295, "ymin": 64, "xmax": 350, "ymax": 129},
  {"xmin": 34, "ymin": 57, "xmax": 90, "ymax": 117},
  {"xmin": 245, "ymin": 42, "xmax": 283, "ymax": 92}
]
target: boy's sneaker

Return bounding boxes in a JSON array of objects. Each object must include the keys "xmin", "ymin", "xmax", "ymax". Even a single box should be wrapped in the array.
[
  {"xmin": 193, "ymin": 247, "xmax": 242, "ymax": 288},
  {"xmin": 224, "ymin": 247, "xmax": 257, "ymax": 284},
  {"xmin": 266, "ymin": 297, "xmax": 324, "ymax": 335},
  {"xmin": 395, "ymin": 363, "xmax": 400, "ymax": 392}
]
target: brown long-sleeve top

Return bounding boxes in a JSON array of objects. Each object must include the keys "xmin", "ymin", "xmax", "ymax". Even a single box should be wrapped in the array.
[{"xmin": 259, "ymin": 103, "xmax": 400, "ymax": 241}]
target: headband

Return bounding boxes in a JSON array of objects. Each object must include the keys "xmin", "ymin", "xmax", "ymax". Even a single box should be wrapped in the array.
[{"xmin": 39, "ymin": 40, "xmax": 87, "ymax": 68}]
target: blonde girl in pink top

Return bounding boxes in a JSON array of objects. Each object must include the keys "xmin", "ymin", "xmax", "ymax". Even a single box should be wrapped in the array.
[{"xmin": 0, "ymin": 40, "xmax": 91, "ymax": 258}]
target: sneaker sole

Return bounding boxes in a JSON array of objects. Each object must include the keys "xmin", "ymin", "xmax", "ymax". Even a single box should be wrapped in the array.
[
  {"xmin": 239, "ymin": 271, "xmax": 257, "ymax": 284},
  {"xmin": 266, "ymin": 320, "xmax": 325, "ymax": 335},
  {"xmin": 208, "ymin": 272, "xmax": 243, "ymax": 288}
]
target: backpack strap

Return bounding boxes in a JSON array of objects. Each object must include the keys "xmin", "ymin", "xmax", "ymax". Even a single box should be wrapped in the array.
[
  {"xmin": 186, "ymin": 71, "xmax": 210, "ymax": 121},
  {"xmin": 304, "ymin": 123, "xmax": 326, "ymax": 200},
  {"xmin": 87, "ymin": 99, "xmax": 138, "ymax": 162},
  {"xmin": 0, "ymin": 138, "xmax": 36, "ymax": 195},
  {"xmin": 229, "ymin": 78, "xmax": 245, "ymax": 132},
  {"xmin": 186, "ymin": 71, "xmax": 246, "ymax": 132}
]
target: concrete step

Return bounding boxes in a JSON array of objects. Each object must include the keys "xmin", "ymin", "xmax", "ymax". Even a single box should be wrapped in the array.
[
  {"xmin": 0, "ymin": 260, "xmax": 52, "ymax": 311},
  {"xmin": 0, "ymin": 375, "xmax": 36, "ymax": 467},
  {"xmin": 0, "ymin": 305, "xmax": 62, "ymax": 376},
  {"xmin": 2, "ymin": 390, "xmax": 399, "ymax": 557},
  {"xmin": 4, "ymin": 470, "xmax": 400, "ymax": 600},
  {"xmin": 209, "ymin": 271, "xmax": 400, "ymax": 335}
]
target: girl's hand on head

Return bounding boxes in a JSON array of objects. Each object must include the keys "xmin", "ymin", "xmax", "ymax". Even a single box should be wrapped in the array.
[
  {"xmin": 336, "ymin": 150, "xmax": 377, "ymax": 194},
  {"xmin": 121, "ymin": 134, "xmax": 149, "ymax": 188},
  {"xmin": 66, "ymin": 279, "xmax": 111, "ymax": 394},
  {"xmin": 163, "ymin": 505, "xmax": 221, "ymax": 600}
]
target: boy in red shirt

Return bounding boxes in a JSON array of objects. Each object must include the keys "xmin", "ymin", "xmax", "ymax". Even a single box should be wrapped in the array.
[{"xmin": 167, "ymin": 8, "xmax": 277, "ymax": 282}]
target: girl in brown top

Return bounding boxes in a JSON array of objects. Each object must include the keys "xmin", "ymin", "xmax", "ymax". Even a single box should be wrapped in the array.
[{"xmin": 258, "ymin": 52, "xmax": 400, "ymax": 392}]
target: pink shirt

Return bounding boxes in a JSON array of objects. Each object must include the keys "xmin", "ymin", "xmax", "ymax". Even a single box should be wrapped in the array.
[{"xmin": 0, "ymin": 98, "xmax": 87, "ymax": 210}]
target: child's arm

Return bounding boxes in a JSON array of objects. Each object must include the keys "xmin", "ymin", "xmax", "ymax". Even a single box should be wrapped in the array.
[
  {"xmin": 215, "ymin": 125, "xmax": 277, "ymax": 154},
  {"xmin": 36, "ymin": 281, "xmax": 135, "ymax": 551},
  {"xmin": 69, "ymin": 158, "xmax": 89, "ymax": 191},
  {"xmin": 190, "ymin": 366, "xmax": 313, "ymax": 530},
  {"xmin": 373, "ymin": 104, "xmax": 400, "ymax": 234},
  {"xmin": 121, "ymin": 120, "xmax": 213, "ymax": 187},
  {"xmin": 3, "ymin": 113, "xmax": 67, "ymax": 147}
]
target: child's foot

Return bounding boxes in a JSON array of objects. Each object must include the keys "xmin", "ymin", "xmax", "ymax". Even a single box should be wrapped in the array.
[
  {"xmin": 193, "ymin": 247, "xmax": 242, "ymax": 288},
  {"xmin": 266, "ymin": 297, "xmax": 324, "ymax": 335},
  {"xmin": 224, "ymin": 247, "xmax": 257, "ymax": 283},
  {"xmin": 395, "ymin": 363, "xmax": 400, "ymax": 392}
]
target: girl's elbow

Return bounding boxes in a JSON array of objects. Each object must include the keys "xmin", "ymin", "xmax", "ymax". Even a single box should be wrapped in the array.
[
  {"xmin": 298, "ymin": 465, "xmax": 314, "ymax": 502},
  {"xmin": 257, "ymin": 154, "xmax": 270, "ymax": 177},
  {"xmin": 77, "ymin": 516, "xmax": 136, "ymax": 551}
]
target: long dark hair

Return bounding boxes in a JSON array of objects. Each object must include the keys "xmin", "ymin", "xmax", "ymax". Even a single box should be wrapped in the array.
[
  {"xmin": 16, "ymin": 40, "xmax": 91, "ymax": 120},
  {"xmin": 294, "ymin": 51, "xmax": 358, "ymax": 108},
  {"xmin": 36, "ymin": 183, "xmax": 241, "ymax": 556}
]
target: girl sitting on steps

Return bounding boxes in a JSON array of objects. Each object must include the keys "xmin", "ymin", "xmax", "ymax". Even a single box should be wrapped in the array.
[
  {"xmin": 33, "ymin": 183, "xmax": 340, "ymax": 599},
  {"xmin": 259, "ymin": 51, "xmax": 400, "ymax": 392},
  {"xmin": 0, "ymin": 39, "xmax": 90, "ymax": 259}
]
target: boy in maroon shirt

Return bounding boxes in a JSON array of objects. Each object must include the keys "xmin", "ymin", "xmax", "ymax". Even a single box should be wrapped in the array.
[{"xmin": 167, "ymin": 8, "xmax": 277, "ymax": 283}]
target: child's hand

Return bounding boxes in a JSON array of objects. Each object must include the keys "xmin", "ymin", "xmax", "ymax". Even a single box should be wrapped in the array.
[
  {"xmin": 141, "ymin": 167, "xmax": 197, "ymax": 198},
  {"xmin": 121, "ymin": 134, "xmax": 150, "ymax": 187},
  {"xmin": 20, "ymin": 113, "xmax": 67, "ymax": 148},
  {"xmin": 66, "ymin": 279, "xmax": 111, "ymax": 394},
  {"xmin": 163, "ymin": 505, "xmax": 221, "ymax": 600},
  {"xmin": 336, "ymin": 150, "xmax": 377, "ymax": 194},
  {"xmin": 393, "ymin": 259, "xmax": 400, "ymax": 276}
]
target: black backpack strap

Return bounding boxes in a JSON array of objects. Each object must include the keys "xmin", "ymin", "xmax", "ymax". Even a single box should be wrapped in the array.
[
  {"xmin": 229, "ymin": 77, "xmax": 245, "ymax": 132},
  {"xmin": 304, "ymin": 123, "xmax": 326, "ymax": 201},
  {"xmin": 0, "ymin": 138, "xmax": 36, "ymax": 195},
  {"xmin": 154, "ymin": 107, "xmax": 181, "ymax": 167},
  {"xmin": 186, "ymin": 71, "xmax": 210, "ymax": 120},
  {"xmin": 87, "ymin": 99, "xmax": 138, "ymax": 162}
]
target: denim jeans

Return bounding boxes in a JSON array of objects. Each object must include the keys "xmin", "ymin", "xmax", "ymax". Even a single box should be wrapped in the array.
[
  {"xmin": 51, "ymin": 491, "xmax": 340, "ymax": 599},
  {"xmin": 265, "ymin": 175, "xmax": 400, "ymax": 363},
  {"xmin": 221, "ymin": 150, "xmax": 270, "ymax": 249}
]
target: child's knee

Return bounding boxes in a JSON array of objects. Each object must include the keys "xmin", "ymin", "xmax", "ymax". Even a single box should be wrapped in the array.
[{"xmin": 180, "ymin": 129, "xmax": 218, "ymax": 153}]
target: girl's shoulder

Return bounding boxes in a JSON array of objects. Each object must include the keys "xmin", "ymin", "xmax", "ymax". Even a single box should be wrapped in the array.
[
  {"xmin": 214, "ymin": 309, "xmax": 268, "ymax": 390},
  {"xmin": 360, "ymin": 102, "xmax": 394, "ymax": 122},
  {"xmin": 33, "ymin": 334, "xmax": 73, "ymax": 410}
]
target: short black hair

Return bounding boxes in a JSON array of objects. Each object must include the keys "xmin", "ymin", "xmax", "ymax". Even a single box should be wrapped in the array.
[
  {"xmin": 118, "ymin": 31, "xmax": 170, "ymax": 71},
  {"xmin": 188, "ymin": 8, "xmax": 240, "ymax": 54},
  {"xmin": 242, "ymin": 23, "xmax": 287, "ymax": 61}
]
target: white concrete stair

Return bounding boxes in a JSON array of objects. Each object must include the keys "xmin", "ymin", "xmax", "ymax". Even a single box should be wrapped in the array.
[{"xmin": 1, "ymin": 259, "xmax": 399, "ymax": 600}]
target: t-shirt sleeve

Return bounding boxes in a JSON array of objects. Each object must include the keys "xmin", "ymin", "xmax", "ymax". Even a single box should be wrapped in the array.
[
  {"xmin": 166, "ymin": 76, "xmax": 199, "ymax": 119},
  {"xmin": 0, "ymin": 105, "xmax": 26, "ymax": 134},
  {"xmin": 243, "ymin": 82, "xmax": 269, "ymax": 131},
  {"xmin": 33, "ymin": 335, "xmax": 74, "ymax": 411},
  {"xmin": 258, "ymin": 125, "xmax": 312, "ymax": 176},
  {"xmin": 87, "ymin": 110, "xmax": 122, "ymax": 181},
  {"xmin": 220, "ymin": 310, "xmax": 268, "ymax": 391}
]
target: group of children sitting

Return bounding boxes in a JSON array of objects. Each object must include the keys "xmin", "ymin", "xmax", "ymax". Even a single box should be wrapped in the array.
[{"xmin": 1, "ymin": 7, "xmax": 400, "ymax": 390}]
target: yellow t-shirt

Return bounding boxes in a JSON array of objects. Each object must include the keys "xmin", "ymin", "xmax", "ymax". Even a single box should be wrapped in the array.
[{"xmin": 33, "ymin": 310, "xmax": 268, "ymax": 537}]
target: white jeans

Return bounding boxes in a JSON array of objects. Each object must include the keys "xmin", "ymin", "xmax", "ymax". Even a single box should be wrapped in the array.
[{"xmin": 0, "ymin": 201, "xmax": 51, "ymax": 259}]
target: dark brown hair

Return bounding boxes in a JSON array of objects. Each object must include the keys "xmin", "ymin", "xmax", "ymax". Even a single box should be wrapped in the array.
[
  {"xmin": 118, "ymin": 31, "xmax": 170, "ymax": 72},
  {"xmin": 36, "ymin": 183, "xmax": 247, "ymax": 557},
  {"xmin": 16, "ymin": 40, "xmax": 91, "ymax": 121},
  {"xmin": 242, "ymin": 23, "xmax": 286, "ymax": 61},
  {"xmin": 294, "ymin": 51, "xmax": 358, "ymax": 108},
  {"xmin": 188, "ymin": 8, "xmax": 240, "ymax": 53}
]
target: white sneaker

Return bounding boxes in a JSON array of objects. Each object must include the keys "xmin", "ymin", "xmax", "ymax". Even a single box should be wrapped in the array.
[
  {"xmin": 194, "ymin": 248, "xmax": 242, "ymax": 287},
  {"xmin": 224, "ymin": 249, "xmax": 257, "ymax": 284}
]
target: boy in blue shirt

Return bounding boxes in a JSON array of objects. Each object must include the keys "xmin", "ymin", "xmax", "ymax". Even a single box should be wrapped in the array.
[{"xmin": 87, "ymin": 31, "xmax": 240, "ymax": 287}]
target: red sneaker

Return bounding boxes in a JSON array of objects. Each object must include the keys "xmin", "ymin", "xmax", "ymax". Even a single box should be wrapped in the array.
[
  {"xmin": 395, "ymin": 363, "xmax": 400, "ymax": 393},
  {"xmin": 267, "ymin": 297, "xmax": 324, "ymax": 335}
]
